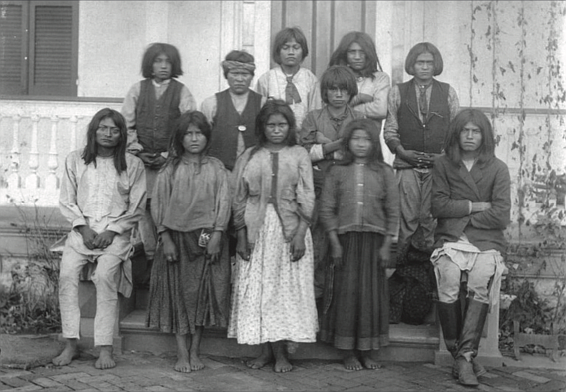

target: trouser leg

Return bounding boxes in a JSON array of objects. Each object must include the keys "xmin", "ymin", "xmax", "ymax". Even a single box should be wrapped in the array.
[
  {"xmin": 396, "ymin": 169, "xmax": 422, "ymax": 253},
  {"xmin": 418, "ymin": 170, "xmax": 435, "ymax": 250},
  {"xmin": 59, "ymin": 247, "xmax": 88, "ymax": 340},
  {"xmin": 91, "ymin": 254, "xmax": 122, "ymax": 346}
]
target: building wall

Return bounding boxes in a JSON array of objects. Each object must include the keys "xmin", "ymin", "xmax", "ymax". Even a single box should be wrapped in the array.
[
  {"xmin": 76, "ymin": 0, "xmax": 271, "ymax": 106},
  {"xmin": 0, "ymin": 0, "xmax": 564, "ymax": 244}
]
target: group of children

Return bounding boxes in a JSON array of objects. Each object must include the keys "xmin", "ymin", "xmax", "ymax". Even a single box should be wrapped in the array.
[{"xmin": 54, "ymin": 26, "xmax": 510, "ymax": 388}]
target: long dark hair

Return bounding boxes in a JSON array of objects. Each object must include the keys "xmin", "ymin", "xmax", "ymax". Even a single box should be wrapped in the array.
[
  {"xmin": 444, "ymin": 108, "xmax": 495, "ymax": 165},
  {"xmin": 141, "ymin": 42, "xmax": 183, "ymax": 79},
  {"xmin": 81, "ymin": 108, "xmax": 128, "ymax": 174},
  {"xmin": 247, "ymin": 100, "xmax": 297, "ymax": 160},
  {"xmin": 165, "ymin": 111, "xmax": 211, "ymax": 170},
  {"xmin": 329, "ymin": 31, "xmax": 383, "ymax": 79},
  {"xmin": 340, "ymin": 118, "xmax": 384, "ymax": 169}
]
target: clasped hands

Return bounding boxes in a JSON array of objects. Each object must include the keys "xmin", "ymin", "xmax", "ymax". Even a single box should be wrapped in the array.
[
  {"xmin": 77, "ymin": 226, "xmax": 117, "ymax": 250},
  {"xmin": 161, "ymin": 231, "xmax": 222, "ymax": 264},
  {"xmin": 138, "ymin": 152, "xmax": 166, "ymax": 170}
]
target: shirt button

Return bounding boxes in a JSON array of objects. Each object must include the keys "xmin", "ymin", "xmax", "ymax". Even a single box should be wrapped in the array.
[
  {"xmin": 357, "ymin": 201, "xmax": 363, "ymax": 205},
  {"xmin": 358, "ymin": 183, "xmax": 363, "ymax": 186}
]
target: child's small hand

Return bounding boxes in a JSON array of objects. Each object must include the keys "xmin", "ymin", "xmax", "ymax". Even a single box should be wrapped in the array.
[
  {"xmin": 290, "ymin": 232, "xmax": 306, "ymax": 262},
  {"xmin": 330, "ymin": 243, "xmax": 343, "ymax": 269},
  {"xmin": 236, "ymin": 229, "xmax": 251, "ymax": 261},
  {"xmin": 161, "ymin": 232, "xmax": 178, "ymax": 263},
  {"xmin": 379, "ymin": 243, "xmax": 391, "ymax": 268},
  {"xmin": 205, "ymin": 231, "xmax": 222, "ymax": 264}
]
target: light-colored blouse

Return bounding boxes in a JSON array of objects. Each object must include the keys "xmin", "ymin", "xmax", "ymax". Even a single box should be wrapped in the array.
[
  {"xmin": 255, "ymin": 66, "xmax": 322, "ymax": 130},
  {"xmin": 151, "ymin": 156, "xmax": 231, "ymax": 234}
]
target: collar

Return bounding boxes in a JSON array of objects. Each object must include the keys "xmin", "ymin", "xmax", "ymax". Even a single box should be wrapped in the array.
[{"xmin": 152, "ymin": 78, "xmax": 171, "ymax": 88}]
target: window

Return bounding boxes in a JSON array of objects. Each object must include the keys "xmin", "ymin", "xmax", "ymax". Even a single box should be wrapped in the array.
[{"xmin": 0, "ymin": 0, "xmax": 78, "ymax": 97}]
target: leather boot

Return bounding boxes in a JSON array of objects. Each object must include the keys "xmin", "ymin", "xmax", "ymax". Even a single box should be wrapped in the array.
[
  {"xmin": 456, "ymin": 299, "xmax": 489, "ymax": 386},
  {"xmin": 437, "ymin": 300, "xmax": 462, "ymax": 361}
]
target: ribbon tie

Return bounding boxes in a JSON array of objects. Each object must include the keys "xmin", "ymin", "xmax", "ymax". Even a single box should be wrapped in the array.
[
  {"xmin": 285, "ymin": 75, "xmax": 302, "ymax": 105},
  {"xmin": 418, "ymin": 84, "xmax": 430, "ymax": 118}
]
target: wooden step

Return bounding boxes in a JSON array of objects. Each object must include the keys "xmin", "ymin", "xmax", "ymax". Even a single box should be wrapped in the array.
[{"xmin": 120, "ymin": 309, "xmax": 440, "ymax": 362}]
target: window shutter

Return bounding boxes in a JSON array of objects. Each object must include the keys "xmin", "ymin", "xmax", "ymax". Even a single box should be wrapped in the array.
[
  {"xmin": 0, "ymin": 2, "xmax": 27, "ymax": 95},
  {"xmin": 29, "ymin": 2, "xmax": 76, "ymax": 96}
]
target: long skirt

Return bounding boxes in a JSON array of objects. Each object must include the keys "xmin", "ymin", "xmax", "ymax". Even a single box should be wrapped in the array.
[
  {"xmin": 320, "ymin": 232, "xmax": 389, "ymax": 351},
  {"xmin": 227, "ymin": 204, "xmax": 318, "ymax": 345},
  {"xmin": 146, "ymin": 230, "xmax": 231, "ymax": 335}
]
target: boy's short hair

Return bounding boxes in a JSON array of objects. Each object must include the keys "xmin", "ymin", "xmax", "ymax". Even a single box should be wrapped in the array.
[
  {"xmin": 320, "ymin": 65, "xmax": 358, "ymax": 104},
  {"xmin": 404, "ymin": 42, "xmax": 444, "ymax": 76},
  {"xmin": 141, "ymin": 43, "xmax": 183, "ymax": 79},
  {"xmin": 272, "ymin": 27, "xmax": 309, "ymax": 64}
]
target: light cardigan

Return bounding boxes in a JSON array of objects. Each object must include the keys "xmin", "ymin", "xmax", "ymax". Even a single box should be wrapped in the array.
[{"xmin": 231, "ymin": 145, "xmax": 315, "ymax": 244}]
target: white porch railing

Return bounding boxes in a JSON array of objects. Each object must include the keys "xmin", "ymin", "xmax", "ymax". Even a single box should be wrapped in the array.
[{"xmin": 0, "ymin": 99, "xmax": 122, "ymax": 206}]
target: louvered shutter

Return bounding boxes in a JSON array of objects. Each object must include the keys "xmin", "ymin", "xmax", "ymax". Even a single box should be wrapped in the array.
[
  {"xmin": 29, "ymin": 1, "xmax": 77, "ymax": 96},
  {"xmin": 0, "ymin": 2, "xmax": 28, "ymax": 95}
]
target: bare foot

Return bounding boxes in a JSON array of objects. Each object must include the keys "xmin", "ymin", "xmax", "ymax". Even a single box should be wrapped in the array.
[
  {"xmin": 246, "ymin": 344, "xmax": 273, "ymax": 369},
  {"xmin": 190, "ymin": 352, "xmax": 204, "ymax": 371},
  {"xmin": 361, "ymin": 352, "xmax": 381, "ymax": 370},
  {"xmin": 94, "ymin": 346, "xmax": 116, "ymax": 369},
  {"xmin": 273, "ymin": 355, "xmax": 292, "ymax": 373},
  {"xmin": 175, "ymin": 357, "xmax": 191, "ymax": 373},
  {"xmin": 175, "ymin": 334, "xmax": 191, "ymax": 373},
  {"xmin": 343, "ymin": 354, "xmax": 363, "ymax": 371},
  {"xmin": 246, "ymin": 352, "xmax": 272, "ymax": 369},
  {"xmin": 273, "ymin": 341, "xmax": 292, "ymax": 373},
  {"xmin": 52, "ymin": 340, "xmax": 79, "ymax": 366}
]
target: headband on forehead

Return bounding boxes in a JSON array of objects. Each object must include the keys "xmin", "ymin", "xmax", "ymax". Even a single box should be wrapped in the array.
[{"xmin": 222, "ymin": 60, "xmax": 256, "ymax": 73}]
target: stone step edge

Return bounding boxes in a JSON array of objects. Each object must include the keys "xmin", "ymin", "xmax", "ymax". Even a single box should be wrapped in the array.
[{"xmin": 120, "ymin": 311, "xmax": 440, "ymax": 348}]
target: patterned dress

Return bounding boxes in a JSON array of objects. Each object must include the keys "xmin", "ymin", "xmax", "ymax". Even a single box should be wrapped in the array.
[{"xmin": 228, "ymin": 146, "xmax": 318, "ymax": 345}]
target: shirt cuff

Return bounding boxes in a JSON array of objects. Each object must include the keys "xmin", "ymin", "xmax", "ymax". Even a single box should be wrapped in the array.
[
  {"xmin": 107, "ymin": 223, "xmax": 124, "ymax": 235},
  {"xmin": 309, "ymin": 144, "xmax": 325, "ymax": 162},
  {"xmin": 72, "ymin": 218, "xmax": 87, "ymax": 229}
]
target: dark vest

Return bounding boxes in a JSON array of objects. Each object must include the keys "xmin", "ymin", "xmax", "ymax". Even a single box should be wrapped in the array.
[
  {"xmin": 135, "ymin": 78, "xmax": 183, "ymax": 154},
  {"xmin": 397, "ymin": 79, "xmax": 451, "ymax": 155},
  {"xmin": 208, "ymin": 89, "xmax": 262, "ymax": 170}
]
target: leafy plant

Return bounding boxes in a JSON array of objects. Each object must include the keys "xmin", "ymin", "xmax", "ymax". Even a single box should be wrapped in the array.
[{"xmin": 0, "ymin": 201, "xmax": 63, "ymax": 334}]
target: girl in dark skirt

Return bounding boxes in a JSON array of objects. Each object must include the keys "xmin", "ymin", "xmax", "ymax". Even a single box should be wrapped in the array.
[
  {"xmin": 319, "ymin": 118, "xmax": 399, "ymax": 370},
  {"xmin": 147, "ymin": 111, "xmax": 231, "ymax": 373}
]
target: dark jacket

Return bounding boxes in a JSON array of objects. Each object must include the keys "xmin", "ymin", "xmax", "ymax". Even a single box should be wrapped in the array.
[{"xmin": 432, "ymin": 154, "xmax": 511, "ymax": 253}]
